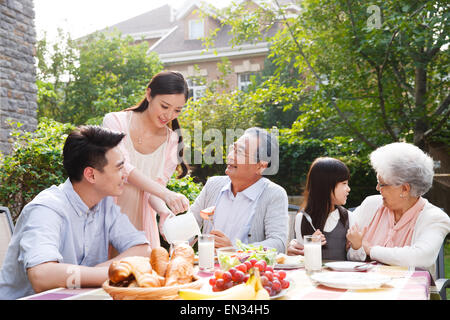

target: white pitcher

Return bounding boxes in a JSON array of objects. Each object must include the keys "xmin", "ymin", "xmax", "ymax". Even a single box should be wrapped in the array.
[{"xmin": 162, "ymin": 211, "xmax": 201, "ymax": 244}]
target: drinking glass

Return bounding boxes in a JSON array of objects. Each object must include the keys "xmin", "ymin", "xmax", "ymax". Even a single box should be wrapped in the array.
[
  {"xmin": 304, "ymin": 235, "xmax": 322, "ymax": 274},
  {"xmin": 198, "ymin": 234, "xmax": 215, "ymax": 273}
]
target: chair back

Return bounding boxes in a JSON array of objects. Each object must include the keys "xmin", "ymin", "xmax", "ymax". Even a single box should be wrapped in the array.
[
  {"xmin": 287, "ymin": 204, "xmax": 300, "ymax": 244},
  {"xmin": 436, "ymin": 236, "xmax": 448, "ymax": 280},
  {"xmin": 0, "ymin": 207, "xmax": 14, "ymax": 267}
]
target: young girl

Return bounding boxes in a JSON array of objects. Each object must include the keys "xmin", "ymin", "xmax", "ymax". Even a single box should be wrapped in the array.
[
  {"xmin": 287, "ymin": 157, "xmax": 352, "ymax": 260},
  {"xmin": 103, "ymin": 71, "xmax": 190, "ymax": 249}
]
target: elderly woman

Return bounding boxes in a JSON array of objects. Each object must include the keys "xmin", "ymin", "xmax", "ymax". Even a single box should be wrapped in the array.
[{"xmin": 346, "ymin": 142, "xmax": 450, "ymax": 279}]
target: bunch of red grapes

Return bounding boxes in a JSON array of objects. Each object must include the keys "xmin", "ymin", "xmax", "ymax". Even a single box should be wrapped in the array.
[{"xmin": 209, "ymin": 258, "xmax": 290, "ymax": 296}]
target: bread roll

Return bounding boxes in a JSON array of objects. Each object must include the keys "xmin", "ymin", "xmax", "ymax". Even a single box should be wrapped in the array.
[
  {"xmin": 171, "ymin": 243, "xmax": 195, "ymax": 264},
  {"xmin": 164, "ymin": 257, "xmax": 195, "ymax": 286},
  {"xmin": 108, "ymin": 256, "xmax": 151, "ymax": 284},
  {"xmin": 108, "ymin": 260, "xmax": 133, "ymax": 284},
  {"xmin": 135, "ymin": 271, "xmax": 161, "ymax": 288},
  {"xmin": 151, "ymin": 247, "xmax": 169, "ymax": 277}
]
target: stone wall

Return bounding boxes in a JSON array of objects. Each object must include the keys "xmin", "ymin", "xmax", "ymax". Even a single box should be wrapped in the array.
[{"xmin": 0, "ymin": 0, "xmax": 37, "ymax": 154}]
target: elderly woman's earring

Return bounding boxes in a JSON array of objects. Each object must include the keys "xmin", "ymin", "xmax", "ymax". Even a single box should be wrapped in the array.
[{"xmin": 400, "ymin": 194, "xmax": 404, "ymax": 198}]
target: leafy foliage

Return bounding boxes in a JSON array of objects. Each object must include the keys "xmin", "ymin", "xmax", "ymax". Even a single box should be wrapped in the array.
[
  {"xmin": 36, "ymin": 30, "xmax": 163, "ymax": 125},
  {"xmin": 0, "ymin": 118, "xmax": 75, "ymax": 221},
  {"xmin": 166, "ymin": 174, "xmax": 203, "ymax": 204}
]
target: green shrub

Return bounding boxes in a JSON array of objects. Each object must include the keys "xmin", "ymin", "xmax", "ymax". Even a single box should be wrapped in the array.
[
  {"xmin": 166, "ymin": 174, "xmax": 203, "ymax": 204},
  {"xmin": 0, "ymin": 118, "xmax": 75, "ymax": 221}
]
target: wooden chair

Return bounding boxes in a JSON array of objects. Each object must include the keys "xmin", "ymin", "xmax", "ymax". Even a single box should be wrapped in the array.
[{"xmin": 0, "ymin": 206, "xmax": 14, "ymax": 268}]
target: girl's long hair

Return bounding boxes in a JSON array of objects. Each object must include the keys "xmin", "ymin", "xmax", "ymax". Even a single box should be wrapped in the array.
[
  {"xmin": 300, "ymin": 157, "xmax": 350, "ymax": 236},
  {"xmin": 124, "ymin": 71, "xmax": 189, "ymax": 178}
]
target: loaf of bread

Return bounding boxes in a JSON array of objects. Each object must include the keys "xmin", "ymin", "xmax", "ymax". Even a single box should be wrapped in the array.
[
  {"xmin": 164, "ymin": 257, "xmax": 195, "ymax": 286},
  {"xmin": 151, "ymin": 247, "xmax": 169, "ymax": 277},
  {"xmin": 171, "ymin": 242, "xmax": 195, "ymax": 264},
  {"xmin": 108, "ymin": 256, "xmax": 151, "ymax": 284},
  {"xmin": 108, "ymin": 243, "xmax": 196, "ymax": 288},
  {"xmin": 135, "ymin": 270, "xmax": 162, "ymax": 288}
]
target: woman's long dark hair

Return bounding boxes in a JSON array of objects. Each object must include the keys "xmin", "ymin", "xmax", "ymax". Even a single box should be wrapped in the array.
[
  {"xmin": 300, "ymin": 157, "xmax": 350, "ymax": 236},
  {"xmin": 125, "ymin": 71, "xmax": 189, "ymax": 178}
]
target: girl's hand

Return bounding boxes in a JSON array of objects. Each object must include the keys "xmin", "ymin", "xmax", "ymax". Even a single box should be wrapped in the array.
[
  {"xmin": 163, "ymin": 190, "xmax": 190, "ymax": 214},
  {"xmin": 346, "ymin": 224, "xmax": 367, "ymax": 250},
  {"xmin": 312, "ymin": 229, "xmax": 327, "ymax": 246}
]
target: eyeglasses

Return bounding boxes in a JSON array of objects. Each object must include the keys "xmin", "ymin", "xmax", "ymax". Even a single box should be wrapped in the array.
[
  {"xmin": 376, "ymin": 181, "xmax": 400, "ymax": 188},
  {"xmin": 228, "ymin": 143, "xmax": 249, "ymax": 157}
]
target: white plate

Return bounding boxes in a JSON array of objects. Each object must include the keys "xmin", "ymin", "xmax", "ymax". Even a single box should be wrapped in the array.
[
  {"xmin": 310, "ymin": 271, "xmax": 391, "ymax": 290},
  {"xmin": 275, "ymin": 254, "xmax": 304, "ymax": 269},
  {"xmin": 270, "ymin": 276, "xmax": 293, "ymax": 299},
  {"xmin": 324, "ymin": 261, "xmax": 368, "ymax": 272},
  {"xmin": 275, "ymin": 262, "xmax": 304, "ymax": 270},
  {"xmin": 270, "ymin": 288, "xmax": 287, "ymax": 299}
]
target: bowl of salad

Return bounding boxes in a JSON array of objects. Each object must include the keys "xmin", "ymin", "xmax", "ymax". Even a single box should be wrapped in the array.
[{"xmin": 217, "ymin": 240, "xmax": 277, "ymax": 271}]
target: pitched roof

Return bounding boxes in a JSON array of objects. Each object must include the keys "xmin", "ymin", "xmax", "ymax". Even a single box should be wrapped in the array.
[
  {"xmin": 98, "ymin": 4, "xmax": 175, "ymax": 40},
  {"xmin": 149, "ymin": 1, "xmax": 280, "ymax": 62}
]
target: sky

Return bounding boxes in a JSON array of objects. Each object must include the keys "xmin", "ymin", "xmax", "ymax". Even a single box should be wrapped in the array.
[{"xmin": 34, "ymin": 0, "xmax": 232, "ymax": 42}]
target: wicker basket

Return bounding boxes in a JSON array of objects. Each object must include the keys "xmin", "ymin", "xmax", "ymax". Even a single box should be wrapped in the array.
[{"xmin": 102, "ymin": 278, "xmax": 205, "ymax": 300}]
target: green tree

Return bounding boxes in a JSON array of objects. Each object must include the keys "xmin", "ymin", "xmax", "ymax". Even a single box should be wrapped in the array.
[
  {"xmin": 36, "ymin": 29, "xmax": 78, "ymax": 121},
  {"xmin": 0, "ymin": 119, "xmax": 75, "ymax": 220},
  {"xmin": 36, "ymin": 30, "xmax": 163, "ymax": 125},
  {"xmin": 208, "ymin": 0, "xmax": 449, "ymax": 150}
]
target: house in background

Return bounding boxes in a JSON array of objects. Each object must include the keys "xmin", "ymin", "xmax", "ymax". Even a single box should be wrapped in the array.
[{"xmin": 97, "ymin": 0, "xmax": 299, "ymax": 100}]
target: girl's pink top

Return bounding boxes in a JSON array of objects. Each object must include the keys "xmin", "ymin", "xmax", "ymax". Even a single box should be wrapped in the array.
[{"xmin": 103, "ymin": 111, "xmax": 179, "ymax": 248}]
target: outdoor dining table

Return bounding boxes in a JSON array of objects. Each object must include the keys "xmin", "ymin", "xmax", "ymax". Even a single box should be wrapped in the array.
[{"xmin": 19, "ymin": 263, "xmax": 434, "ymax": 300}]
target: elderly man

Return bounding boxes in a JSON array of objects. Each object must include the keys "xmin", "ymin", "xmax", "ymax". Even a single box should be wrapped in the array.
[
  {"xmin": 0, "ymin": 126, "xmax": 150, "ymax": 300},
  {"xmin": 191, "ymin": 127, "xmax": 288, "ymax": 253}
]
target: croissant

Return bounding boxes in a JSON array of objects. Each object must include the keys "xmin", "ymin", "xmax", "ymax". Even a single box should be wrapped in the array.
[
  {"xmin": 108, "ymin": 256, "xmax": 151, "ymax": 284},
  {"xmin": 164, "ymin": 257, "xmax": 194, "ymax": 286},
  {"xmin": 135, "ymin": 270, "xmax": 162, "ymax": 288},
  {"xmin": 151, "ymin": 247, "xmax": 169, "ymax": 277},
  {"xmin": 108, "ymin": 260, "xmax": 133, "ymax": 284},
  {"xmin": 171, "ymin": 243, "xmax": 195, "ymax": 264}
]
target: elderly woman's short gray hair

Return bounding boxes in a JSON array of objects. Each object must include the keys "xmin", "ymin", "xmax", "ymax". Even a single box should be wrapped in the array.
[
  {"xmin": 370, "ymin": 142, "xmax": 434, "ymax": 197},
  {"xmin": 243, "ymin": 127, "xmax": 279, "ymax": 175}
]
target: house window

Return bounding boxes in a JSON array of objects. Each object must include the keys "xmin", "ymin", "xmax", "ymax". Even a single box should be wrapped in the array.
[
  {"xmin": 238, "ymin": 73, "xmax": 253, "ymax": 91},
  {"xmin": 187, "ymin": 78, "xmax": 206, "ymax": 101},
  {"xmin": 189, "ymin": 19, "xmax": 204, "ymax": 39}
]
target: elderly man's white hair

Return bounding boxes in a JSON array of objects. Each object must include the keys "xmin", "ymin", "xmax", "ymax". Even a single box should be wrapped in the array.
[
  {"xmin": 243, "ymin": 127, "xmax": 279, "ymax": 175},
  {"xmin": 370, "ymin": 142, "xmax": 434, "ymax": 197}
]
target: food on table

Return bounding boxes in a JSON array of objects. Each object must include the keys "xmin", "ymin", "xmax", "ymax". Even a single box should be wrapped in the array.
[
  {"xmin": 171, "ymin": 241, "xmax": 195, "ymax": 264},
  {"xmin": 200, "ymin": 206, "xmax": 215, "ymax": 220},
  {"xmin": 107, "ymin": 244, "xmax": 197, "ymax": 288},
  {"xmin": 179, "ymin": 269, "xmax": 270, "ymax": 300},
  {"xmin": 165, "ymin": 256, "xmax": 195, "ymax": 286},
  {"xmin": 210, "ymin": 258, "xmax": 289, "ymax": 297},
  {"xmin": 276, "ymin": 253, "xmax": 304, "ymax": 265},
  {"xmin": 217, "ymin": 240, "xmax": 277, "ymax": 271},
  {"xmin": 151, "ymin": 246, "xmax": 169, "ymax": 277}
]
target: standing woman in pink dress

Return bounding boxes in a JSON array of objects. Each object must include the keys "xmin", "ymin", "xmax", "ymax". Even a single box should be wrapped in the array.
[{"xmin": 102, "ymin": 71, "xmax": 190, "ymax": 249}]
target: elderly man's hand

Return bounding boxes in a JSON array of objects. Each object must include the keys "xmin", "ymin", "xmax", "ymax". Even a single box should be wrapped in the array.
[
  {"xmin": 287, "ymin": 239, "xmax": 304, "ymax": 256},
  {"xmin": 209, "ymin": 230, "xmax": 232, "ymax": 248}
]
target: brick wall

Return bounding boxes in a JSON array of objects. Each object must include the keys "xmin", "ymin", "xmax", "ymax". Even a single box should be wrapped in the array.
[{"xmin": 0, "ymin": 0, "xmax": 37, "ymax": 154}]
